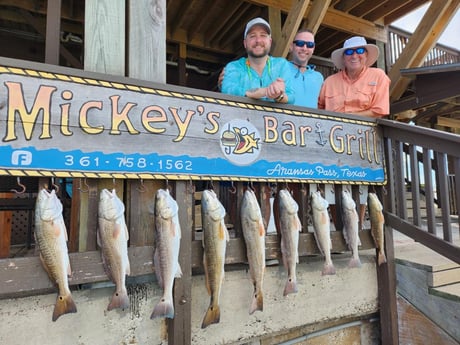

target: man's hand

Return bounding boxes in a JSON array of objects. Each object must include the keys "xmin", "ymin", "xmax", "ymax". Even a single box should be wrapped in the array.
[
  {"xmin": 266, "ymin": 78, "xmax": 286, "ymax": 101},
  {"xmin": 246, "ymin": 87, "xmax": 268, "ymax": 99}
]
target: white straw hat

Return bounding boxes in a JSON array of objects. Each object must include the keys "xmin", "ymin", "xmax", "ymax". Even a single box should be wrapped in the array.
[
  {"xmin": 244, "ymin": 17, "xmax": 271, "ymax": 38},
  {"xmin": 331, "ymin": 36, "xmax": 379, "ymax": 70}
]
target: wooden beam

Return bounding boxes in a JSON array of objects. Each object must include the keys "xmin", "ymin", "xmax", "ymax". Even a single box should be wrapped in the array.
[
  {"xmin": 437, "ymin": 117, "xmax": 460, "ymax": 129},
  {"xmin": 304, "ymin": 0, "xmax": 332, "ymax": 34},
  {"xmin": 272, "ymin": 0, "xmax": 311, "ymax": 57},
  {"xmin": 268, "ymin": 7, "xmax": 282, "ymax": 53},
  {"xmin": 389, "ymin": 0, "xmax": 460, "ymax": 100},
  {"xmin": 45, "ymin": 0, "xmax": 61, "ymax": 65},
  {"xmin": 322, "ymin": 8, "xmax": 387, "ymax": 42},
  {"xmin": 0, "ymin": 230, "xmax": 376, "ymax": 298},
  {"xmin": 247, "ymin": 0, "xmax": 387, "ymax": 42}
]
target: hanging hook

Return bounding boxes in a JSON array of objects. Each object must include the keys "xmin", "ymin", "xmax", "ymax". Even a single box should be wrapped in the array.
[
  {"xmin": 51, "ymin": 177, "xmax": 60, "ymax": 193},
  {"xmin": 187, "ymin": 179, "xmax": 196, "ymax": 195},
  {"xmin": 136, "ymin": 178, "xmax": 146, "ymax": 193},
  {"xmin": 10, "ymin": 177, "xmax": 26, "ymax": 194},
  {"xmin": 229, "ymin": 181, "xmax": 236, "ymax": 194},
  {"xmin": 78, "ymin": 178, "xmax": 89, "ymax": 193}
]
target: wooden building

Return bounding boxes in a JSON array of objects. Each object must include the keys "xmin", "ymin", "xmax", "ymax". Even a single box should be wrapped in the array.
[{"xmin": 0, "ymin": 1, "xmax": 459, "ymax": 344}]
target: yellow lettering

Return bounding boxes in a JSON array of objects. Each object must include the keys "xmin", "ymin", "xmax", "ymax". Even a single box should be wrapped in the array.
[
  {"xmin": 80, "ymin": 101, "xmax": 104, "ymax": 134},
  {"xmin": 204, "ymin": 112, "xmax": 220, "ymax": 134},
  {"xmin": 141, "ymin": 105, "xmax": 167, "ymax": 134},
  {"xmin": 169, "ymin": 107, "xmax": 195, "ymax": 142},
  {"xmin": 110, "ymin": 95, "xmax": 139, "ymax": 135},
  {"xmin": 4, "ymin": 82, "xmax": 55, "ymax": 141},
  {"xmin": 330, "ymin": 125, "xmax": 345, "ymax": 153},
  {"xmin": 281, "ymin": 121, "xmax": 296, "ymax": 146},
  {"xmin": 59, "ymin": 90, "xmax": 73, "ymax": 136},
  {"xmin": 264, "ymin": 116, "xmax": 278, "ymax": 143}
]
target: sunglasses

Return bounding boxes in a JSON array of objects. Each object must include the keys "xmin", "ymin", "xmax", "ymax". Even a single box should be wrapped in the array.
[
  {"xmin": 344, "ymin": 47, "xmax": 367, "ymax": 56},
  {"xmin": 293, "ymin": 40, "xmax": 315, "ymax": 48}
]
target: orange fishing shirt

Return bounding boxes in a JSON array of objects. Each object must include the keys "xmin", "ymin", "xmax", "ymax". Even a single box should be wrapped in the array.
[{"xmin": 318, "ymin": 67, "xmax": 390, "ymax": 117}]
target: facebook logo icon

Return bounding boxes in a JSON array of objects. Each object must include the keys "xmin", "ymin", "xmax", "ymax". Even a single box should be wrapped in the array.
[{"xmin": 11, "ymin": 150, "xmax": 32, "ymax": 166}]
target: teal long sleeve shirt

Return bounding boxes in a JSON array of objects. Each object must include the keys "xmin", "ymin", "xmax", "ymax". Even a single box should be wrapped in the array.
[{"xmin": 221, "ymin": 56, "xmax": 295, "ymax": 104}]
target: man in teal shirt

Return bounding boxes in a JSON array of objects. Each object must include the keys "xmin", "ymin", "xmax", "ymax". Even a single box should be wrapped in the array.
[
  {"xmin": 288, "ymin": 29, "xmax": 324, "ymax": 108},
  {"xmin": 221, "ymin": 17, "xmax": 294, "ymax": 104}
]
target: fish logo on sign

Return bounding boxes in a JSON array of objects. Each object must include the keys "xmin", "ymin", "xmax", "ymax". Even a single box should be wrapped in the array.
[{"xmin": 220, "ymin": 119, "xmax": 261, "ymax": 166}]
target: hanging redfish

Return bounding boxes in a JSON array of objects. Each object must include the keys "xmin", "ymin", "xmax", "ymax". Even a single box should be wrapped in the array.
[
  {"xmin": 34, "ymin": 188, "xmax": 77, "ymax": 321},
  {"xmin": 368, "ymin": 192, "xmax": 387, "ymax": 266},
  {"xmin": 278, "ymin": 188, "xmax": 301, "ymax": 296},
  {"xmin": 151, "ymin": 188, "xmax": 182, "ymax": 319},
  {"xmin": 97, "ymin": 188, "xmax": 131, "ymax": 311},
  {"xmin": 310, "ymin": 191, "xmax": 336, "ymax": 275},
  {"xmin": 241, "ymin": 188, "xmax": 266, "ymax": 314},
  {"xmin": 341, "ymin": 190, "xmax": 362, "ymax": 268},
  {"xmin": 201, "ymin": 189, "xmax": 229, "ymax": 328}
]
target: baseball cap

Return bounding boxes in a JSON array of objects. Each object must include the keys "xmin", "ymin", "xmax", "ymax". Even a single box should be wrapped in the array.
[{"xmin": 244, "ymin": 17, "xmax": 271, "ymax": 38}]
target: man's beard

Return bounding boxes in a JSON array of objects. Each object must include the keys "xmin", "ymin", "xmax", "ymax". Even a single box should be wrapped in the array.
[{"xmin": 247, "ymin": 47, "xmax": 270, "ymax": 58}]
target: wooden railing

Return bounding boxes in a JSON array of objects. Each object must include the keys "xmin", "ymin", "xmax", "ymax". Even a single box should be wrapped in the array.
[
  {"xmin": 388, "ymin": 26, "xmax": 460, "ymax": 69},
  {"xmin": 379, "ymin": 118, "xmax": 460, "ymax": 265}
]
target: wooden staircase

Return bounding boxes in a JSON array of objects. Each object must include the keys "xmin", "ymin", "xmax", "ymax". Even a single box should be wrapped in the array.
[{"xmin": 394, "ymin": 239, "xmax": 460, "ymax": 343}]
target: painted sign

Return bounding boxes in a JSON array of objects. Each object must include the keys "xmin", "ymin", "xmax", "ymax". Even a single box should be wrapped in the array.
[{"xmin": 0, "ymin": 58, "xmax": 386, "ymax": 184}]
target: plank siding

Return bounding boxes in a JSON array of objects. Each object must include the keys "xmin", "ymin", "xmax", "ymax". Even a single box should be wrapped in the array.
[{"xmin": 0, "ymin": 230, "xmax": 376, "ymax": 299}]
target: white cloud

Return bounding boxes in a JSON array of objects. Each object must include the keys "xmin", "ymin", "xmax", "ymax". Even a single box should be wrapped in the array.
[{"xmin": 392, "ymin": 3, "xmax": 459, "ymax": 50}]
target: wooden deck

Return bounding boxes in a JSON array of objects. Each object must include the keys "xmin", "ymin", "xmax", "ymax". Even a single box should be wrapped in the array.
[{"xmin": 393, "ymin": 217, "xmax": 460, "ymax": 343}]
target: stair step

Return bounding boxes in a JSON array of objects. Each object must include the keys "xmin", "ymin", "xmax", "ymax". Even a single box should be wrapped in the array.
[
  {"xmin": 394, "ymin": 242, "xmax": 460, "ymax": 287},
  {"xmin": 429, "ymin": 282, "xmax": 460, "ymax": 302},
  {"xmin": 430, "ymin": 267, "xmax": 460, "ymax": 288}
]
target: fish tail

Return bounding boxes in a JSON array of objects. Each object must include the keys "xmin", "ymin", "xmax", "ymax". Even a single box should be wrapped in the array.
[
  {"xmin": 249, "ymin": 291, "xmax": 263, "ymax": 314},
  {"xmin": 377, "ymin": 250, "xmax": 387, "ymax": 266},
  {"xmin": 150, "ymin": 298, "xmax": 175, "ymax": 319},
  {"xmin": 108, "ymin": 290, "xmax": 130, "ymax": 311},
  {"xmin": 52, "ymin": 294, "xmax": 77, "ymax": 322},
  {"xmin": 283, "ymin": 278, "xmax": 298, "ymax": 296},
  {"xmin": 348, "ymin": 257, "xmax": 362, "ymax": 268},
  {"xmin": 322, "ymin": 263, "xmax": 336, "ymax": 276},
  {"xmin": 201, "ymin": 304, "xmax": 220, "ymax": 329}
]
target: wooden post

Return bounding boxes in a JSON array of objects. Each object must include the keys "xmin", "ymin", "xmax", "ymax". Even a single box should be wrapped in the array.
[
  {"xmin": 168, "ymin": 181, "xmax": 193, "ymax": 345},
  {"xmin": 127, "ymin": 0, "xmax": 166, "ymax": 247},
  {"xmin": 80, "ymin": 0, "xmax": 126, "ymax": 251},
  {"xmin": 0, "ymin": 193, "xmax": 13, "ymax": 258}
]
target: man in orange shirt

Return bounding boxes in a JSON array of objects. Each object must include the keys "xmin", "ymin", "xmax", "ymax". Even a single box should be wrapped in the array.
[{"xmin": 318, "ymin": 36, "xmax": 390, "ymax": 118}]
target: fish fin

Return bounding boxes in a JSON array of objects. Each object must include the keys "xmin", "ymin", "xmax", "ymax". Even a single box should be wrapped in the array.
[
  {"xmin": 107, "ymin": 289, "xmax": 130, "ymax": 311},
  {"xmin": 175, "ymin": 264, "xmax": 182, "ymax": 278},
  {"xmin": 124, "ymin": 223, "xmax": 129, "ymax": 241},
  {"xmin": 320, "ymin": 212, "xmax": 328, "ymax": 225},
  {"xmin": 249, "ymin": 291, "xmax": 263, "ymax": 315},
  {"xmin": 67, "ymin": 262, "xmax": 72, "ymax": 277},
  {"xmin": 52, "ymin": 294, "xmax": 77, "ymax": 321},
  {"xmin": 63, "ymin": 220, "xmax": 69, "ymax": 242},
  {"xmin": 295, "ymin": 216, "xmax": 302, "ymax": 232},
  {"xmin": 201, "ymin": 304, "xmax": 220, "ymax": 329},
  {"xmin": 322, "ymin": 263, "xmax": 336, "ymax": 276},
  {"xmin": 218, "ymin": 220, "xmax": 229, "ymax": 241},
  {"xmin": 125, "ymin": 261, "xmax": 131, "ymax": 276},
  {"xmin": 151, "ymin": 298, "xmax": 175, "ymax": 319},
  {"xmin": 258, "ymin": 220, "xmax": 265, "ymax": 237},
  {"xmin": 283, "ymin": 278, "xmax": 298, "ymax": 296},
  {"xmin": 52, "ymin": 221, "xmax": 63, "ymax": 237},
  {"xmin": 113, "ymin": 223, "xmax": 122, "ymax": 239},
  {"xmin": 348, "ymin": 257, "xmax": 362, "ymax": 268},
  {"xmin": 378, "ymin": 250, "xmax": 387, "ymax": 266}
]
